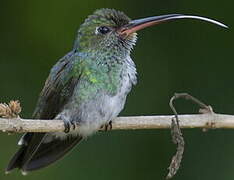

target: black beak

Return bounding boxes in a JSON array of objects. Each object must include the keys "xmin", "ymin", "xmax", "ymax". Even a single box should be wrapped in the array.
[{"xmin": 119, "ymin": 14, "xmax": 228, "ymax": 36}]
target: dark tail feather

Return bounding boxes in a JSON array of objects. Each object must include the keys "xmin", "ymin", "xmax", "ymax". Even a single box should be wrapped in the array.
[
  {"xmin": 22, "ymin": 134, "xmax": 83, "ymax": 172},
  {"xmin": 6, "ymin": 133, "xmax": 45, "ymax": 173},
  {"xmin": 6, "ymin": 133, "xmax": 83, "ymax": 174},
  {"xmin": 6, "ymin": 146, "xmax": 26, "ymax": 173}
]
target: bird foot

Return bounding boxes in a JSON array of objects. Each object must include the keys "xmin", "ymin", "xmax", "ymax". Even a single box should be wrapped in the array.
[
  {"xmin": 104, "ymin": 121, "xmax": 112, "ymax": 131},
  {"xmin": 99, "ymin": 121, "xmax": 112, "ymax": 132},
  {"xmin": 63, "ymin": 120, "xmax": 76, "ymax": 133}
]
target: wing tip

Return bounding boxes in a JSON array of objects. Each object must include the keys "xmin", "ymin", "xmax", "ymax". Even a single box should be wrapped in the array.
[
  {"xmin": 21, "ymin": 170, "xmax": 28, "ymax": 176},
  {"xmin": 5, "ymin": 170, "xmax": 11, "ymax": 175}
]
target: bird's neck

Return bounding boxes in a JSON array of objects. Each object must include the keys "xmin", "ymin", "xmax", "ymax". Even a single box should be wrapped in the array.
[{"xmin": 76, "ymin": 46, "xmax": 131, "ymax": 66}]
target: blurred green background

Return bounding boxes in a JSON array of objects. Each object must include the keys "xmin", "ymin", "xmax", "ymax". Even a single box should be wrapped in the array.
[{"xmin": 0, "ymin": 0, "xmax": 233, "ymax": 180}]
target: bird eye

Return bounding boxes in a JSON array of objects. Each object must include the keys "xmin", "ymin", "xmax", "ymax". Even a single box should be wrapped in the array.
[{"xmin": 97, "ymin": 26, "xmax": 111, "ymax": 34}]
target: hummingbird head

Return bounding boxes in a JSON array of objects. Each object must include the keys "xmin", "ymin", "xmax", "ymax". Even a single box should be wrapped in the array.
[
  {"xmin": 75, "ymin": 8, "xmax": 227, "ymax": 55},
  {"xmin": 75, "ymin": 8, "xmax": 136, "ymax": 54}
]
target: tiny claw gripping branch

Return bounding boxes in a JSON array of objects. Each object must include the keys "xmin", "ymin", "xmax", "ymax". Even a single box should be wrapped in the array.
[
  {"xmin": 167, "ymin": 93, "xmax": 213, "ymax": 179},
  {"xmin": 99, "ymin": 121, "xmax": 112, "ymax": 132}
]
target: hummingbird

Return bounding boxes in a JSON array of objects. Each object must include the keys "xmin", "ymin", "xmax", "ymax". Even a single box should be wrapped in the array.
[{"xmin": 5, "ymin": 8, "xmax": 227, "ymax": 174}]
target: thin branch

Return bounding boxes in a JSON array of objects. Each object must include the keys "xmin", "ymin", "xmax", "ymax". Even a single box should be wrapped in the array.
[{"xmin": 1, "ymin": 113, "xmax": 234, "ymax": 133}]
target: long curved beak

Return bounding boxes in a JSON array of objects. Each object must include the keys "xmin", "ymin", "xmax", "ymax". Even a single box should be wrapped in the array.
[{"xmin": 119, "ymin": 14, "xmax": 228, "ymax": 36}]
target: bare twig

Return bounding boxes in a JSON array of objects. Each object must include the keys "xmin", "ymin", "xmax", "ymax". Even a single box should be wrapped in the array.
[
  {"xmin": 0, "ymin": 113, "xmax": 234, "ymax": 133},
  {"xmin": 166, "ymin": 93, "xmax": 214, "ymax": 179},
  {"xmin": 166, "ymin": 117, "xmax": 184, "ymax": 179},
  {"xmin": 167, "ymin": 94, "xmax": 185, "ymax": 179}
]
